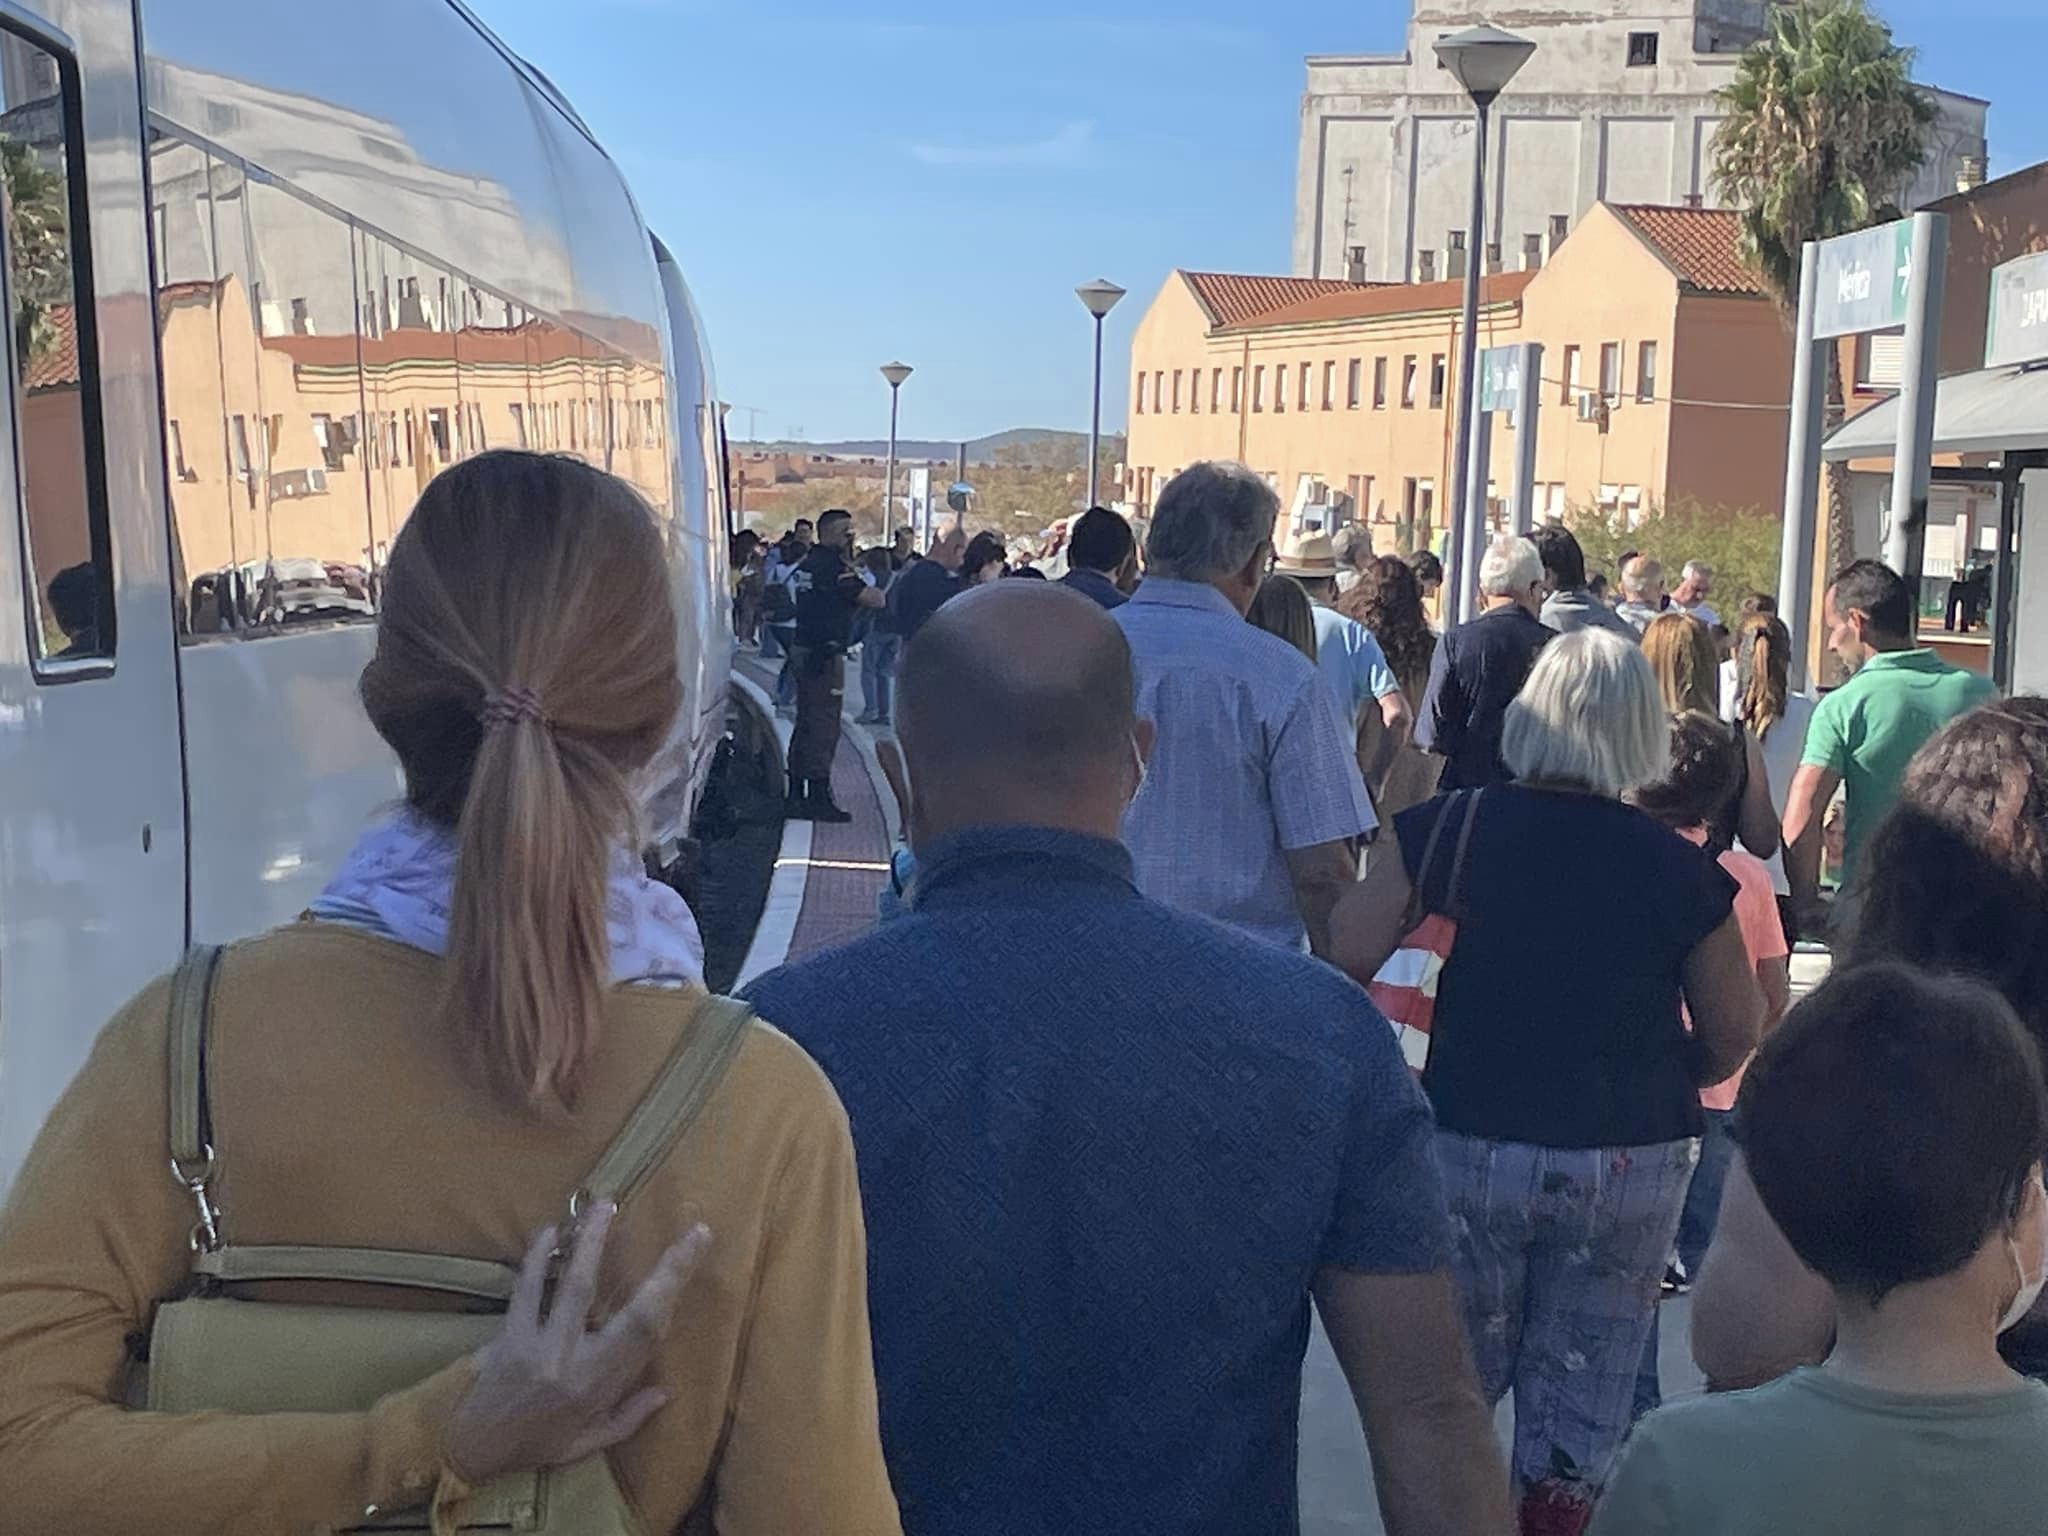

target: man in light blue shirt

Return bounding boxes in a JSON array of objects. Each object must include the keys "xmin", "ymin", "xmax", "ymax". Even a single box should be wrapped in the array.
[
  {"xmin": 1116, "ymin": 463, "xmax": 1378, "ymax": 955},
  {"xmin": 1274, "ymin": 529, "xmax": 1414, "ymax": 743}
]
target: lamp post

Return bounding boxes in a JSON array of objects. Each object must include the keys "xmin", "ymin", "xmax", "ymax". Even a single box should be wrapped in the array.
[
  {"xmin": 880, "ymin": 362, "xmax": 913, "ymax": 543},
  {"xmin": 1076, "ymin": 279, "xmax": 1126, "ymax": 510},
  {"xmin": 1434, "ymin": 24, "xmax": 1535, "ymax": 625}
]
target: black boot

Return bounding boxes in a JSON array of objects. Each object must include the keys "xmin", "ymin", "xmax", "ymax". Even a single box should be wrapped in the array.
[
  {"xmin": 806, "ymin": 778, "xmax": 853, "ymax": 824},
  {"xmin": 784, "ymin": 775, "xmax": 810, "ymax": 818}
]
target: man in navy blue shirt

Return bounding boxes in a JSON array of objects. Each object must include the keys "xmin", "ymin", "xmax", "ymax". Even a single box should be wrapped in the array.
[
  {"xmin": 744, "ymin": 580, "xmax": 1509, "ymax": 1536},
  {"xmin": 1058, "ymin": 505, "xmax": 1137, "ymax": 610},
  {"xmin": 1418, "ymin": 533, "xmax": 1554, "ymax": 791}
]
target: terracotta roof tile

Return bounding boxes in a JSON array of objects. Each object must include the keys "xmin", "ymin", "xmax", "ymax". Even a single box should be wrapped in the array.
[
  {"xmin": 23, "ymin": 302, "xmax": 77, "ymax": 391},
  {"xmin": 1227, "ymin": 270, "xmax": 1538, "ymax": 331},
  {"xmin": 1608, "ymin": 205, "xmax": 1766, "ymax": 296},
  {"xmin": 1181, "ymin": 271, "xmax": 1384, "ymax": 329}
]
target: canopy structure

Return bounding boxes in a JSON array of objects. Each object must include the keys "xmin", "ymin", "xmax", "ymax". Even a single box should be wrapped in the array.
[{"xmin": 1824, "ymin": 360, "xmax": 2048, "ymax": 462}]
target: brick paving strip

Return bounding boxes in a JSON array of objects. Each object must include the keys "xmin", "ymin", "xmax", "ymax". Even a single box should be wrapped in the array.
[{"xmin": 731, "ymin": 655, "xmax": 897, "ymax": 981}]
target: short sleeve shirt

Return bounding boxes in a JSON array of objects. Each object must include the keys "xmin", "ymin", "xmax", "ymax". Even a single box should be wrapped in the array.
[
  {"xmin": 792, "ymin": 546, "xmax": 867, "ymax": 650},
  {"xmin": 1311, "ymin": 604, "xmax": 1398, "ymax": 734},
  {"xmin": 1395, "ymin": 785, "xmax": 1736, "ymax": 1147},
  {"xmin": 1116, "ymin": 579, "xmax": 1377, "ymax": 949},
  {"xmin": 1802, "ymin": 649, "xmax": 1996, "ymax": 884},
  {"xmin": 1700, "ymin": 845, "xmax": 1788, "ymax": 1112}
]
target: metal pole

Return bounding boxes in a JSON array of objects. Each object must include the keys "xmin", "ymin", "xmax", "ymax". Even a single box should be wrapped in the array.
[
  {"xmin": 884, "ymin": 384, "xmax": 901, "ymax": 544},
  {"xmin": 1886, "ymin": 211, "xmax": 1950, "ymax": 618},
  {"xmin": 1087, "ymin": 314, "xmax": 1105, "ymax": 509},
  {"xmin": 1446, "ymin": 98, "xmax": 1491, "ymax": 626},
  {"xmin": 1510, "ymin": 341, "xmax": 1543, "ymax": 535},
  {"xmin": 1778, "ymin": 242, "xmax": 1826, "ymax": 695},
  {"xmin": 1459, "ymin": 408, "xmax": 1494, "ymax": 625}
]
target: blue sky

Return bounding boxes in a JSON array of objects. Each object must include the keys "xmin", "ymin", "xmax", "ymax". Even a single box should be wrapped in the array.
[{"xmin": 469, "ymin": 0, "xmax": 2045, "ymax": 445}]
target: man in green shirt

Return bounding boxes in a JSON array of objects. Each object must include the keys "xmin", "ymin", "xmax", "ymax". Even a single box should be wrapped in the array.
[
  {"xmin": 1783, "ymin": 559, "xmax": 1995, "ymax": 932},
  {"xmin": 1591, "ymin": 964, "xmax": 2048, "ymax": 1536}
]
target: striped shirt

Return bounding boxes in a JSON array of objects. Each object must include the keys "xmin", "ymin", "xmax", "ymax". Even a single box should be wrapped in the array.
[{"xmin": 1115, "ymin": 578, "xmax": 1377, "ymax": 948}]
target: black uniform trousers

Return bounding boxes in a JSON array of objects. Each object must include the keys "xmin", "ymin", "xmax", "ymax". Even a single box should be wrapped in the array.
[{"xmin": 788, "ymin": 644, "xmax": 845, "ymax": 782}]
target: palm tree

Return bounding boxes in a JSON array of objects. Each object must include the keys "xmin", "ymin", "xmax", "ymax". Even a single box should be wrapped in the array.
[{"xmin": 1713, "ymin": 0, "xmax": 1936, "ymax": 589}]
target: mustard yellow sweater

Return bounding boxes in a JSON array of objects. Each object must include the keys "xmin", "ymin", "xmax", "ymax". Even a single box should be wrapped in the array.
[{"xmin": 0, "ymin": 924, "xmax": 901, "ymax": 1535}]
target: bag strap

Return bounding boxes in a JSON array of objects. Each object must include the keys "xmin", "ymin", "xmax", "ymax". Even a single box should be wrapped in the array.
[
  {"xmin": 1400, "ymin": 792, "xmax": 1464, "ymax": 930},
  {"xmin": 575, "ymin": 993, "xmax": 755, "ymax": 1213},
  {"xmin": 163, "ymin": 944, "xmax": 753, "ymax": 1295},
  {"xmin": 1440, "ymin": 788, "xmax": 1485, "ymax": 920}
]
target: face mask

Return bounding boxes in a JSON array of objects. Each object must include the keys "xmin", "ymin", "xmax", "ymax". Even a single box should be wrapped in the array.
[{"xmin": 2001, "ymin": 1194, "xmax": 2048, "ymax": 1334}]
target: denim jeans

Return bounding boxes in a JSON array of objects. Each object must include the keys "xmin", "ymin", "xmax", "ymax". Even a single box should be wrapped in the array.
[
  {"xmin": 1435, "ymin": 1130, "xmax": 1695, "ymax": 1535},
  {"xmin": 758, "ymin": 621, "xmax": 785, "ymax": 660},
  {"xmin": 768, "ymin": 627, "xmax": 798, "ymax": 705},
  {"xmin": 862, "ymin": 631, "xmax": 901, "ymax": 722}
]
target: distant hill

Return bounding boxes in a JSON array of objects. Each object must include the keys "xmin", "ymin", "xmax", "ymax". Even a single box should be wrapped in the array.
[{"xmin": 736, "ymin": 427, "xmax": 1111, "ymax": 465}]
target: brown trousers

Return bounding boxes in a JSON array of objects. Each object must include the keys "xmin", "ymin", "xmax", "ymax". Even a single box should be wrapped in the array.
[{"xmin": 788, "ymin": 646, "xmax": 844, "ymax": 781}]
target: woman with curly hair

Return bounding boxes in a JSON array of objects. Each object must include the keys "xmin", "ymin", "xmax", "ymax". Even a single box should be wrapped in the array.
[{"xmin": 1341, "ymin": 554, "xmax": 1439, "ymax": 822}]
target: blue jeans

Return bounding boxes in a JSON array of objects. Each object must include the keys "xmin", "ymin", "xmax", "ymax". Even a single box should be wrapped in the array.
[
  {"xmin": 862, "ymin": 631, "xmax": 901, "ymax": 722},
  {"xmin": 758, "ymin": 621, "xmax": 785, "ymax": 659},
  {"xmin": 768, "ymin": 627, "xmax": 798, "ymax": 705},
  {"xmin": 1435, "ymin": 1131, "xmax": 1695, "ymax": 1524}
]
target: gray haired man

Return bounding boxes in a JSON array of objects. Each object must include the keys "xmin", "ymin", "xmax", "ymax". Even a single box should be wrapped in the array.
[
  {"xmin": 1114, "ymin": 462, "xmax": 1377, "ymax": 956},
  {"xmin": 1416, "ymin": 534, "xmax": 1554, "ymax": 791}
]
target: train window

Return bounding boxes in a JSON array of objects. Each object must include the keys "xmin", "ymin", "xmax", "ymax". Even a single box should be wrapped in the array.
[
  {"xmin": 243, "ymin": 175, "xmax": 375, "ymax": 631},
  {"xmin": 3, "ymin": 31, "xmax": 113, "ymax": 670}
]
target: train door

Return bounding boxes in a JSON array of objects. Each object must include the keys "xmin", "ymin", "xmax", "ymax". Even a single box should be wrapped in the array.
[{"xmin": 0, "ymin": 7, "xmax": 188, "ymax": 1191}]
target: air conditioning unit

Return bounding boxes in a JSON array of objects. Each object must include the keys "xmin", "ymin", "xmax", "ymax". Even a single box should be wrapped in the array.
[{"xmin": 1576, "ymin": 394, "xmax": 1612, "ymax": 432}]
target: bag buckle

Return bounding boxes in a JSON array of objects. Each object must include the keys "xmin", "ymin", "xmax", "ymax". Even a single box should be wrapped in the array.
[{"xmin": 172, "ymin": 1145, "xmax": 224, "ymax": 1254}]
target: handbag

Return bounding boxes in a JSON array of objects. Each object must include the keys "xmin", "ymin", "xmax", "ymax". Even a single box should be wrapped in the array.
[
  {"xmin": 1367, "ymin": 789, "xmax": 1482, "ymax": 1073},
  {"xmin": 138, "ymin": 945, "xmax": 754, "ymax": 1533}
]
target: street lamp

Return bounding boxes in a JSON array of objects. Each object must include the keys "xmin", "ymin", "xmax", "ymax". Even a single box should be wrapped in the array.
[
  {"xmin": 1434, "ymin": 24, "xmax": 1535, "ymax": 624},
  {"xmin": 1076, "ymin": 279, "xmax": 1126, "ymax": 510},
  {"xmin": 880, "ymin": 362, "xmax": 913, "ymax": 543}
]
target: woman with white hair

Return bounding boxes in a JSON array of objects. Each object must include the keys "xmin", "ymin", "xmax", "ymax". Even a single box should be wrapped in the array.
[{"xmin": 1333, "ymin": 628, "xmax": 1762, "ymax": 1536}]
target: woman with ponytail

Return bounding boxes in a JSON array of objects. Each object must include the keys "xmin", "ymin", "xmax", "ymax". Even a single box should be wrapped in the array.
[
  {"xmin": 0, "ymin": 452, "xmax": 902, "ymax": 1534},
  {"xmin": 1730, "ymin": 612, "xmax": 1818, "ymax": 938}
]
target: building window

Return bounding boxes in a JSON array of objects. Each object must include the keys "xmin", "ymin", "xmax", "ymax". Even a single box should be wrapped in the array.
[
  {"xmin": 1417, "ymin": 249, "xmax": 1436, "ymax": 284},
  {"xmin": 1300, "ymin": 362, "xmax": 1313, "ymax": 412},
  {"xmin": 8, "ymin": 30, "xmax": 114, "ymax": 667},
  {"xmin": 1628, "ymin": 31, "xmax": 1659, "ymax": 66},
  {"xmin": 1600, "ymin": 342, "xmax": 1623, "ymax": 403},
  {"xmin": 1637, "ymin": 342, "xmax": 1659, "ymax": 403},
  {"xmin": 1523, "ymin": 233, "xmax": 1545, "ymax": 271},
  {"xmin": 1252, "ymin": 366, "xmax": 1265, "ymax": 412},
  {"xmin": 1323, "ymin": 360, "xmax": 1337, "ymax": 411},
  {"xmin": 1153, "ymin": 372, "xmax": 1164, "ymax": 415},
  {"xmin": 1373, "ymin": 357, "xmax": 1389, "ymax": 409},
  {"xmin": 1212, "ymin": 367, "xmax": 1225, "ymax": 412},
  {"xmin": 1189, "ymin": 369, "xmax": 1201, "ymax": 415},
  {"xmin": 1429, "ymin": 354, "xmax": 1447, "ymax": 410},
  {"xmin": 1171, "ymin": 369, "xmax": 1183, "ymax": 413},
  {"xmin": 1858, "ymin": 330, "xmax": 1906, "ymax": 390},
  {"xmin": 1232, "ymin": 367, "xmax": 1244, "ymax": 412},
  {"xmin": 1347, "ymin": 359, "xmax": 1362, "ymax": 409},
  {"xmin": 1275, "ymin": 364, "xmax": 1288, "ymax": 413},
  {"xmin": 1134, "ymin": 373, "xmax": 1145, "ymax": 414},
  {"xmin": 1401, "ymin": 355, "xmax": 1418, "ymax": 409},
  {"xmin": 1561, "ymin": 344, "xmax": 1582, "ymax": 404}
]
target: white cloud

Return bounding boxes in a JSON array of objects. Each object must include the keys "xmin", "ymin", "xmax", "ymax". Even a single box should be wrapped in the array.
[{"xmin": 908, "ymin": 119, "xmax": 1095, "ymax": 168}]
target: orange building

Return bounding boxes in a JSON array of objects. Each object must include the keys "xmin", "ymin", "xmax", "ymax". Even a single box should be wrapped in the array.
[{"xmin": 1123, "ymin": 201, "xmax": 1791, "ymax": 544}]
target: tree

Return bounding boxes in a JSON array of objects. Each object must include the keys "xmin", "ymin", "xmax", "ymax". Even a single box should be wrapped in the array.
[
  {"xmin": 1567, "ymin": 498, "xmax": 1787, "ymax": 609},
  {"xmin": 1713, "ymin": 0, "xmax": 1936, "ymax": 591},
  {"xmin": 0, "ymin": 137, "xmax": 69, "ymax": 368}
]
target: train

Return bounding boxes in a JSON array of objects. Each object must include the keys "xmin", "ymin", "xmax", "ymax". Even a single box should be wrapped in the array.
[{"xmin": 0, "ymin": 0, "xmax": 735, "ymax": 1191}]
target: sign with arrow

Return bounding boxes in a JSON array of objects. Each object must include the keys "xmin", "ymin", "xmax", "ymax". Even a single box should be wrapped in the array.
[{"xmin": 1813, "ymin": 219, "xmax": 1916, "ymax": 340}]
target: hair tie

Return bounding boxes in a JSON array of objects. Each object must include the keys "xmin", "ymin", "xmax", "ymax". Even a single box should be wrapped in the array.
[{"xmin": 480, "ymin": 687, "xmax": 550, "ymax": 732}]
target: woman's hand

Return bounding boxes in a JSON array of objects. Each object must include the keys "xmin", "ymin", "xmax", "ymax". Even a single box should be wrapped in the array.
[{"xmin": 446, "ymin": 1204, "xmax": 710, "ymax": 1485}]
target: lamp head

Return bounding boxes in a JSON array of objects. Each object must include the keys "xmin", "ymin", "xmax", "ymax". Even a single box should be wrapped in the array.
[
  {"xmin": 1076, "ymin": 279, "xmax": 1127, "ymax": 320},
  {"xmin": 881, "ymin": 362, "xmax": 914, "ymax": 389},
  {"xmin": 1432, "ymin": 25, "xmax": 1536, "ymax": 106}
]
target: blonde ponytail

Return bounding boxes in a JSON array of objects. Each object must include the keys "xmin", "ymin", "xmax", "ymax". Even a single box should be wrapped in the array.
[{"xmin": 362, "ymin": 452, "xmax": 682, "ymax": 1109}]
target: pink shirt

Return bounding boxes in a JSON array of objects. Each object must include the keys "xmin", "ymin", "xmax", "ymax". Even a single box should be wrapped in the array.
[{"xmin": 1684, "ymin": 832, "xmax": 1790, "ymax": 1111}]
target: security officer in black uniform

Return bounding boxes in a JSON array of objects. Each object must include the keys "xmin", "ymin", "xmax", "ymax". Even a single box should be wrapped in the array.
[{"xmin": 787, "ymin": 508, "xmax": 884, "ymax": 822}]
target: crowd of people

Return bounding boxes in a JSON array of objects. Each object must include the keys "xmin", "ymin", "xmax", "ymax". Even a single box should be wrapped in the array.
[{"xmin": 0, "ymin": 447, "xmax": 2042, "ymax": 1536}]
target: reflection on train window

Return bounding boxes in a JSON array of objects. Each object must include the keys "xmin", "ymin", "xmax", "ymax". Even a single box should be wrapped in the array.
[{"xmin": 4, "ymin": 31, "xmax": 112, "ymax": 669}]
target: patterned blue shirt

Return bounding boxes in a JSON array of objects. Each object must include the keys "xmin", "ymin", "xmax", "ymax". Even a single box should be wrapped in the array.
[
  {"xmin": 1114, "ymin": 578, "xmax": 1377, "ymax": 948},
  {"xmin": 742, "ymin": 827, "xmax": 1449, "ymax": 1536}
]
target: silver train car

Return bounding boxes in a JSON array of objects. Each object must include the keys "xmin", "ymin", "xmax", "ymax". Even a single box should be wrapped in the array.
[{"xmin": 0, "ymin": 0, "xmax": 734, "ymax": 1190}]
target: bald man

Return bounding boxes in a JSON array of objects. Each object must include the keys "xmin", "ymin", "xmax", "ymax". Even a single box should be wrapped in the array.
[{"xmin": 743, "ymin": 581, "xmax": 1510, "ymax": 1536}]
